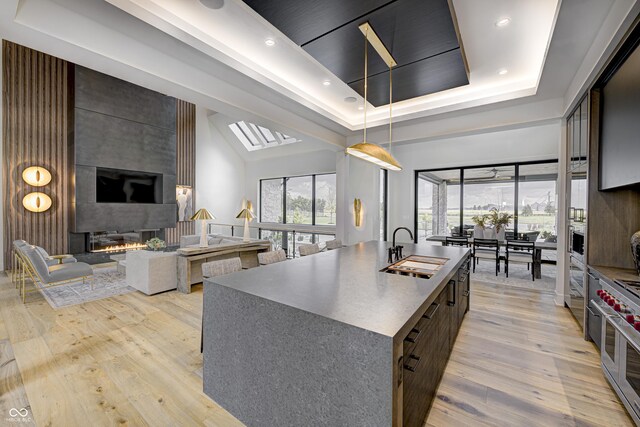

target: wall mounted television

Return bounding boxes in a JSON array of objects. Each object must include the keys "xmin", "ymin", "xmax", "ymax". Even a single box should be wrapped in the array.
[
  {"xmin": 96, "ymin": 167, "xmax": 162, "ymax": 203},
  {"xmin": 600, "ymin": 34, "xmax": 640, "ymax": 190}
]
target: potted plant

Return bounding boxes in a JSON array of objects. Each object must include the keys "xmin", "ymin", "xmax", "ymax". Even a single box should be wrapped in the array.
[
  {"xmin": 487, "ymin": 208, "xmax": 513, "ymax": 241},
  {"xmin": 146, "ymin": 237, "xmax": 166, "ymax": 251},
  {"xmin": 471, "ymin": 214, "xmax": 489, "ymax": 238}
]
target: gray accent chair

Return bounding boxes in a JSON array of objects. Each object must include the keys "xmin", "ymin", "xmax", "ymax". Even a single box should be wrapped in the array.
[
  {"xmin": 17, "ymin": 244, "xmax": 93, "ymax": 303},
  {"xmin": 298, "ymin": 243, "xmax": 320, "ymax": 257},
  {"xmin": 325, "ymin": 240, "xmax": 343, "ymax": 250},
  {"xmin": 258, "ymin": 249, "xmax": 287, "ymax": 265},
  {"xmin": 35, "ymin": 246, "xmax": 78, "ymax": 266},
  {"xmin": 200, "ymin": 257, "xmax": 243, "ymax": 352}
]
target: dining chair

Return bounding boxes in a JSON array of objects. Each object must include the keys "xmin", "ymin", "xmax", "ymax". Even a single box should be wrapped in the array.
[
  {"xmin": 258, "ymin": 249, "xmax": 287, "ymax": 265},
  {"xmin": 445, "ymin": 236, "xmax": 470, "ymax": 247},
  {"xmin": 200, "ymin": 257, "xmax": 243, "ymax": 352},
  {"xmin": 299, "ymin": 243, "xmax": 320, "ymax": 257},
  {"xmin": 505, "ymin": 240, "xmax": 536, "ymax": 281},
  {"xmin": 472, "ymin": 238, "xmax": 500, "ymax": 276},
  {"xmin": 325, "ymin": 240, "xmax": 343, "ymax": 250}
]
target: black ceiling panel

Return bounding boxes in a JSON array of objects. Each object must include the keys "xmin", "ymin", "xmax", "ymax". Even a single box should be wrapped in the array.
[
  {"xmin": 348, "ymin": 49, "xmax": 469, "ymax": 106},
  {"xmin": 303, "ymin": 0, "xmax": 459, "ymax": 84},
  {"xmin": 243, "ymin": 0, "xmax": 469, "ymax": 106},
  {"xmin": 243, "ymin": 0, "xmax": 392, "ymax": 46}
]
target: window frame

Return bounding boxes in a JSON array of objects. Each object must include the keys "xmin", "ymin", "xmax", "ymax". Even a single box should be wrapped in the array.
[
  {"xmin": 413, "ymin": 159, "xmax": 559, "ymax": 243},
  {"xmin": 259, "ymin": 172, "xmax": 337, "ymax": 226}
]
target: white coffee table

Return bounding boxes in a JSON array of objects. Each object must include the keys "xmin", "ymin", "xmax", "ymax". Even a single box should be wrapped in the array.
[{"xmin": 126, "ymin": 250, "xmax": 177, "ymax": 295}]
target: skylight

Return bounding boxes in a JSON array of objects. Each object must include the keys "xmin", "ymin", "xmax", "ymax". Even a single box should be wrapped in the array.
[{"xmin": 228, "ymin": 121, "xmax": 301, "ymax": 151}]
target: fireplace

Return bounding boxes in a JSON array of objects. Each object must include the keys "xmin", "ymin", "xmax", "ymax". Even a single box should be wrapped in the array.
[{"xmin": 87, "ymin": 230, "xmax": 160, "ymax": 253}]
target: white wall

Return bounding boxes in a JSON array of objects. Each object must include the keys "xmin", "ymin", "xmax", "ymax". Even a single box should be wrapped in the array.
[
  {"xmin": 195, "ymin": 108, "xmax": 246, "ymax": 225},
  {"xmin": 384, "ymin": 121, "xmax": 562, "ymax": 244},
  {"xmin": 336, "ymin": 154, "xmax": 381, "ymax": 245}
]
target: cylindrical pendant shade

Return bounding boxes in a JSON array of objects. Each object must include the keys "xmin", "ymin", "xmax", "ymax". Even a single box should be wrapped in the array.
[
  {"xmin": 23, "ymin": 192, "xmax": 53, "ymax": 212},
  {"xmin": 22, "ymin": 166, "xmax": 52, "ymax": 187}
]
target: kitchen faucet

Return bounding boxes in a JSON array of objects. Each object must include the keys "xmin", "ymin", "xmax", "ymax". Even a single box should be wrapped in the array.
[{"xmin": 389, "ymin": 227, "xmax": 414, "ymax": 262}]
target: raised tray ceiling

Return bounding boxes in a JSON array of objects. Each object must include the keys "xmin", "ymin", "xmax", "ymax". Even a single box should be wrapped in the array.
[{"xmin": 243, "ymin": 0, "xmax": 469, "ymax": 106}]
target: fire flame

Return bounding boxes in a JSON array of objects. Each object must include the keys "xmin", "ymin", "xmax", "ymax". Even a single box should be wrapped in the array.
[{"xmin": 91, "ymin": 242, "xmax": 147, "ymax": 253}]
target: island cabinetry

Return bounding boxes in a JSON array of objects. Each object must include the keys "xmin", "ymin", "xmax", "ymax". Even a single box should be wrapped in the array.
[
  {"xmin": 402, "ymin": 286, "xmax": 449, "ymax": 427},
  {"xmin": 402, "ymin": 255, "xmax": 470, "ymax": 426}
]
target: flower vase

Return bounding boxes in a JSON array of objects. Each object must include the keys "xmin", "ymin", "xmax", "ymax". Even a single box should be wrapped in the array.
[
  {"xmin": 473, "ymin": 225, "xmax": 484, "ymax": 239},
  {"xmin": 496, "ymin": 227, "xmax": 506, "ymax": 241},
  {"xmin": 484, "ymin": 228, "xmax": 497, "ymax": 239}
]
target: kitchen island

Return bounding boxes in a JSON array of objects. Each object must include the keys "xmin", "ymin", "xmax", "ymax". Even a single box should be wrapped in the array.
[{"xmin": 202, "ymin": 241, "xmax": 471, "ymax": 426}]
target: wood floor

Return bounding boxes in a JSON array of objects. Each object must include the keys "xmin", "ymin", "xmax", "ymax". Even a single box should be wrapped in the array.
[{"xmin": 0, "ymin": 270, "xmax": 633, "ymax": 426}]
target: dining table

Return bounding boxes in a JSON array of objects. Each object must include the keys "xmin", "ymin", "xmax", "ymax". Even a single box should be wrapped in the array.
[{"xmin": 426, "ymin": 236, "xmax": 557, "ymax": 279}]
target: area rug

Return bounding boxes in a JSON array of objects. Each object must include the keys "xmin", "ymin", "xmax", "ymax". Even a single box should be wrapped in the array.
[
  {"xmin": 37, "ymin": 265, "xmax": 136, "ymax": 309},
  {"xmin": 470, "ymin": 258, "xmax": 557, "ymax": 292}
]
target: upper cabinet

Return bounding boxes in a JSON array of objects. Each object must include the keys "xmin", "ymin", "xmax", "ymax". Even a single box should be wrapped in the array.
[{"xmin": 567, "ymin": 96, "xmax": 588, "ymax": 172}]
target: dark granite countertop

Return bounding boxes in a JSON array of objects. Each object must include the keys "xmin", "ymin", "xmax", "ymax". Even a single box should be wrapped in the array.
[{"xmin": 207, "ymin": 241, "xmax": 470, "ymax": 338}]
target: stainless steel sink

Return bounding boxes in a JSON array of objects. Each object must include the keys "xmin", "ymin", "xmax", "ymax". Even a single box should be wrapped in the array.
[{"xmin": 381, "ymin": 255, "xmax": 449, "ymax": 279}]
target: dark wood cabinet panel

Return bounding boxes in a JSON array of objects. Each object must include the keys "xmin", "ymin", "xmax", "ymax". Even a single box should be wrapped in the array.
[{"xmin": 402, "ymin": 258, "xmax": 469, "ymax": 427}]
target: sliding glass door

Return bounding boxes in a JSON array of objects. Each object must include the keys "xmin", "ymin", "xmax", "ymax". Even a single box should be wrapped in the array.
[{"xmin": 415, "ymin": 160, "xmax": 558, "ymax": 241}]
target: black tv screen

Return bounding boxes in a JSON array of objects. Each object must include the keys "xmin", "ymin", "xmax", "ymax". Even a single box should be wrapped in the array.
[
  {"xmin": 96, "ymin": 168, "xmax": 161, "ymax": 203},
  {"xmin": 600, "ymin": 40, "xmax": 640, "ymax": 190}
]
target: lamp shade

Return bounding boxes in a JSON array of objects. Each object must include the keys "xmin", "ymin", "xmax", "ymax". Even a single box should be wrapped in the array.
[
  {"xmin": 190, "ymin": 208, "xmax": 215, "ymax": 221},
  {"xmin": 23, "ymin": 192, "xmax": 52, "ymax": 212},
  {"xmin": 346, "ymin": 142, "xmax": 402, "ymax": 171},
  {"xmin": 236, "ymin": 200, "xmax": 255, "ymax": 220},
  {"xmin": 22, "ymin": 166, "xmax": 52, "ymax": 186}
]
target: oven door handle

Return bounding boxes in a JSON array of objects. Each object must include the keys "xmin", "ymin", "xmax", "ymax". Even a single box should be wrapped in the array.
[
  {"xmin": 611, "ymin": 319, "xmax": 640, "ymax": 354},
  {"xmin": 591, "ymin": 300, "xmax": 611, "ymax": 318}
]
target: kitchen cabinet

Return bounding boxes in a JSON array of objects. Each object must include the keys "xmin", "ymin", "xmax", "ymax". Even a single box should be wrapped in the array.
[{"xmin": 402, "ymin": 255, "xmax": 470, "ymax": 427}]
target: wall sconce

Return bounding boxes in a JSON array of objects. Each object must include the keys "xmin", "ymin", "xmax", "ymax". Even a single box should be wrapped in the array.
[
  {"xmin": 23, "ymin": 192, "xmax": 52, "ymax": 213},
  {"xmin": 568, "ymin": 207, "xmax": 575, "ymax": 220},
  {"xmin": 354, "ymin": 198, "xmax": 362, "ymax": 227},
  {"xmin": 22, "ymin": 166, "xmax": 52, "ymax": 187},
  {"xmin": 575, "ymin": 208, "xmax": 585, "ymax": 223}
]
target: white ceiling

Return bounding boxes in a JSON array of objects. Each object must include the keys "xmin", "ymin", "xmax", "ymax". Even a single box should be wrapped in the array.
[
  {"xmin": 0, "ymin": 0, "xmax": 638, "ymax": 150},
  {"xmin": 105, "ymin": 0, "xmax": 560, "ymax": 129}
]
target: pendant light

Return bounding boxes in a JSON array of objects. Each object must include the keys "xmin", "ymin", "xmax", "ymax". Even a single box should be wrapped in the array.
[{"xmin": 346, "ymin": 23, "xmax": 402, "ymax": 172}]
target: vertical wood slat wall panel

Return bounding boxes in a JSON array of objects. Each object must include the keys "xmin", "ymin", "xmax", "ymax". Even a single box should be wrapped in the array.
[
  {"xmin": 165, "ymin": 99, "xmax": 196, "ymax": 245},
  {"xmin": 2, "ymin": 41, "xmax": 69, "ymax": 269}
]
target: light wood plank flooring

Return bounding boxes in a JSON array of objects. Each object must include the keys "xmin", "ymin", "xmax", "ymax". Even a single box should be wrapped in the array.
[{"xmin": 0, "ymin": 271, "xmax": 632, "ymax": 426}]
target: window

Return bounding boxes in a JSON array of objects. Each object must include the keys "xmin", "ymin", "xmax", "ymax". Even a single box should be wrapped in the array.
[
  {"xmin": 519, "ymin": 163, "xmax": 559, "ymax": 238},
  {"xmin": 286, "ymin": 176, "xmax": 313, "ymax": 224},
  {"xmin": 229, "ymin": 121, "xmax": 301, "ymax": 151},
  {"xmin": 463, "ymin": 166, "xmax": 516, "ymax": 234},
  {"xmin": 260, "ymin": 173, "xmax": 337, "ymax": 226},
  {"xmin": 415, "ymin": 160, "xmax": 558, "ymax": 241},
  {"xmin": 417, "ymin": 169, "xmax": 460, "ymax": 239},
  {"xmin": 316, "ymin": 174, "xmax": 337, "ymax": 225}
]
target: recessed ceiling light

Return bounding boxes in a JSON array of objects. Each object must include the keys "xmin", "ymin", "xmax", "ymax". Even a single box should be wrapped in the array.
[
  {"xmin": 322, "ymin": 80, "xmax": 331, "ymax": 86},
  {"xmin": 264, "ymin": 38, "xmax": 275, "ymax": 47},
  {"xmin": 344, "ymin": 96, "xmax": 357, "ymax": 103},
  {"xmin": 498, "ymin": 69, "xmax": 508, "ymax": 75},
  {"xmin": 199, "ymin": 0, "xmax": 224, "ymax": 10},
  {"xmin": 358, "ymin": 106, "xmax": 364, "ymax": 110},
  {"xmin": 495, "ymin": 17, "xmax": 511, "ymax": 27}
]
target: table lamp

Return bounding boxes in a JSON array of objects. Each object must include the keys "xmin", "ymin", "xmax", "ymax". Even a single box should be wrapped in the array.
[
  {"xmin": 191, "ymin": 208, "xmax": 215, "ymax": 247},
  {"xmin": 236, "ymin": 200, "xmax": 255, "ymax": 242}
]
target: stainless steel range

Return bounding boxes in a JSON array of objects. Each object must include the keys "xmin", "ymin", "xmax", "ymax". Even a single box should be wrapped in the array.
[{"xmin": 593, "ymin": 279, "xmax": 640, "ymax": 425}]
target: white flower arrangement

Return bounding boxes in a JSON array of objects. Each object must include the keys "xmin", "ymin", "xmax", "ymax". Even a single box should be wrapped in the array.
[{"xmin": 146, "ymin": 237, "xmax": 166, "ymax": 251}]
